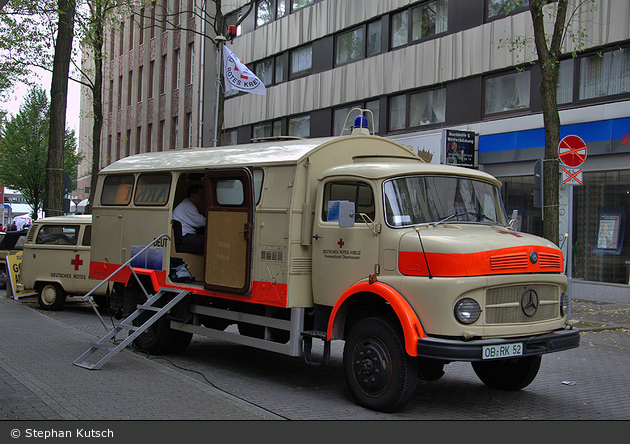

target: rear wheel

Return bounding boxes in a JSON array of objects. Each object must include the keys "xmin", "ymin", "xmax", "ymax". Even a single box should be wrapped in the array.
[
  {"xmin": 472, "ymin": 355, "xmax": 542, "ymax": 391},
  {"xmin": 343, "ymin": 317, "xmax": 418, "ymax": 413},
  {"xmin": 37, "ymin": 283, "xmax": 67, "ymax": 311},
  {"xmin": 132, "ymin": 291, "xmax": 193, "ymax": 355}
]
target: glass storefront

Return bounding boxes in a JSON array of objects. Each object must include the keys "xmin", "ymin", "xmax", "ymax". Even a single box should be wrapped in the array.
[{"xmin": 500, "ymin": 170, "xmax": 630, "ymax": 285}]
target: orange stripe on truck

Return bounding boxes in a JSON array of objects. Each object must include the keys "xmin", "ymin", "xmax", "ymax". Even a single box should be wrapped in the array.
[{"xmin": 399, "ymin": 246, "xmax": 564, "ymax": 277}]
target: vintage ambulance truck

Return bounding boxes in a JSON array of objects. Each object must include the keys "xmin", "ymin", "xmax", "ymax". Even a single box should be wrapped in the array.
[
  {"xmin": 79, "ymin": 114, "xmax": 579, "ymax": 412},
  {"xmin": 20, "ymin": 215, "xmax": 107, "ymax": 310}
]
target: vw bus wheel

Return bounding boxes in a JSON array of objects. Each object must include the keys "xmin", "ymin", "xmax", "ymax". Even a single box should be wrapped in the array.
[
  {"xmin": 343, "ymin": 317, "xmax": 418, "ymax": 413},
  {"xmin": 472, "ymin": 355, "xmax": 542, "ymax": 391},
  {"xmin": 0, "ymin": 266, "xmax": 7, "ymax": 289},
  {"xmin": 37, "ymin": 283, "xmax": 67, "ymax": 311}
]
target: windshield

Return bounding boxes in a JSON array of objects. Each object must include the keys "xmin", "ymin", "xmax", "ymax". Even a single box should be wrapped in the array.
[{"xmin": 383, "ymin": 175, "xmax": 507, "ymax": 227}]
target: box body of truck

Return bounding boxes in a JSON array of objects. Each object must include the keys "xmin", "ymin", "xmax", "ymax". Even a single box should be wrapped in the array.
[{"xmin": 86, "ymin": 129, "xmax": 579, "ymax": 412}]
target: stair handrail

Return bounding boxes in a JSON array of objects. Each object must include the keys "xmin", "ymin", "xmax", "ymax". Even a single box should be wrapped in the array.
[{"xmin": 81, "ymin": 233, "xmax": 171, "ymax": 333}]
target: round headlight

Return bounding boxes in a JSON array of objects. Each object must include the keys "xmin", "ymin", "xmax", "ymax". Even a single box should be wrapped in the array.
[
  {"xmin": 454, "ymin": 298, "xmax": 481, "ymax": 324},
  {"xmin": 560, "ymin": 292, "xmax": 570, "ymax": 317}
]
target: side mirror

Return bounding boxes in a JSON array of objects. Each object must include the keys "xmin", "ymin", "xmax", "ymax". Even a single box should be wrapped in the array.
[{"xmin": 508, "ymin": 209, "xmax": 518, "ymax": 230}]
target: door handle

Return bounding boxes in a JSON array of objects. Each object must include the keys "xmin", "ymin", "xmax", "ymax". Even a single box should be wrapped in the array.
[{"xmin": 313, "ymin": 234, "xmax": 323, "ymax": 240}]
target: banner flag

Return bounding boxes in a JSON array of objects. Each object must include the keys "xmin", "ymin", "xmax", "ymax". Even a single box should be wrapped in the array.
[{"xmin": 223, "ymin": 46, "xmax": 266, "ymax": 95}]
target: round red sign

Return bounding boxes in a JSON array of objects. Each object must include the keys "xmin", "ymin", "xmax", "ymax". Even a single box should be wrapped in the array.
[{"xmin": 558, "ymin": 135, "xmax": 587, "ymax": 168}]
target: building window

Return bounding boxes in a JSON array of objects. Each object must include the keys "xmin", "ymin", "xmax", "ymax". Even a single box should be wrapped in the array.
[
  {"xmin": 253, "ymin": 120, "xmax": 282, "ymax": 139},
  {"xmin": 146, "ymin": 123, "xmax": 152, "ymax": 152},
  {"xmin": 486, "ymin": 0, "xmax": 530, "ymax": 21},
  {"xmin": 389, "ymin": 94, "xmax": 407, "ymax": 131},
  {"xmin": 289, "ymin": 114, "xmax": 310, "ymax": 137},
  {"xmin": 409, "ymin": 88, "xmax": 445, "ymax": 127},
  {"xmin": 336, "ymin": 26, "xmax": 364, "ymax": 66},
  {"xmin": 118, "ymin": 75, "xmax": 123, "ymax": 109},
  {"xmin": 221, "ymin": 130, "xmax": 238, "ymax": 146},
  {"xmin": 255, "ymin": 54, "xmax": 284, "ymax": 86},
  {"xmin": 188, "ymin": 43, "xmax": 194, "ymax": 85},
  {"xmin": 291, "ymin": 0, "xmax": 312, "ymax": 13},
  {"xmin": 391, "ymin": 1, "xmax": 448, "ymax": 49},
  {"xmin": 367, "ymin": 20, "xmax": 382, "ymax": 57},
  {"xmin": 172, "ymin": 116, "xmax": 179, "ymax": 149},
  {"xmin": 174, "ymin": 49, "xmax": 181, "ymax": 90},
  {"xmin": 290, "ymin": 45, "xmax": 312, "ymax": 79},
  {"xmin": 557, "ymin": 58, "xmax": 574, "ymax": 105},
  {"xmin": 148, "ymin": 60, "xmax": 154, "ymax": 99},
  {"xmin": 579, "ymin": 47, "xmax": 630, "ymax": 101},
  {"xmin": 160, "ymin": 55, "xmax": 167, "ymax": 94},
  {"xmin": 137, "ymin": 65, "xmax": 143, "ymax": 103},
  {"xmin": 139, "ymin": 9, "xmax": 144, "ymax": 45},
  {"xmin": 185, "ymin": 112, "xmax": 192, "ymax": 148},
  {"xmin": 256, "ymin": 0, "xmax": 287, "ymax": 27},
  {"xmin": 484, "ymin": 70, "xmax": 531, "ymax": 116},
  {"xmin": 127, "ymin": 70, "xmax": 133, "ymax": 106}
]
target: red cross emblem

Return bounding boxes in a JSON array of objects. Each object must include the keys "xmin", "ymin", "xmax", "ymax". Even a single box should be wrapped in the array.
[
  {"xmin": 338, "ymin": 239, "xmax": 345, "ymax": 248},
  {"xmin": 71, "ymin": 254, "xmax": 83, "ymax": 271}
]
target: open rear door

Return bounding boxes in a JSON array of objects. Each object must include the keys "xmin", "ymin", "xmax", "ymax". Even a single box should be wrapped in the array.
[{"xmin": 203, "ymin": 167, "xmax": 254, "ymax": 294}]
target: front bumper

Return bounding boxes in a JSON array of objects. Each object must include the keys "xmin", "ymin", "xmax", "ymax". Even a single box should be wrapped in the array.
[{"xmin": 417, "ymin": 328, "xmax": 580, "ymax": 362}]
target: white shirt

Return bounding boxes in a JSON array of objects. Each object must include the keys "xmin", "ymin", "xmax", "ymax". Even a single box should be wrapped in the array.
[{"xmin": 172, "ymin": 198, "xmax": 206, "ymax": 236}]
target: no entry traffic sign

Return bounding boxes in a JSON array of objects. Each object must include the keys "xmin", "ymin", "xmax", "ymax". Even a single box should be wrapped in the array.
[{"xmin": 558, "ymin": 135, "xmax": 587, "ymax": 168}]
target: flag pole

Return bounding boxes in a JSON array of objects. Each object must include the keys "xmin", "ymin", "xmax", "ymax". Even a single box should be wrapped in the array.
[{"xmin": 214, "ymin": 36, "xmax": 226, "ymax": 147}]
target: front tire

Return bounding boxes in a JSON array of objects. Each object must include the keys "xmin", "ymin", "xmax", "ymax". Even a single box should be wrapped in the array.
[
  {"xmin": 37, "ymin": 283, "xmax": 67, "ymax": 311},
  {"xmin": 472, "ymin": 355, "xmax": 542, "ymax": 391},
  {"xmin": 343, "ymin": 317, "xmax": 418, "ymax": 413}
]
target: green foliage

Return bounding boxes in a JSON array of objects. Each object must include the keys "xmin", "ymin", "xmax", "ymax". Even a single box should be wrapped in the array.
[{"xmin": 0, "ymin": 86, "xmax": 83, "ymax": 218}]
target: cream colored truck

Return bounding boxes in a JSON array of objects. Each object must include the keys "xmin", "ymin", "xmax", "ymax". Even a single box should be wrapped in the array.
[
  {"xmin": 83, "ymin": 113, "xmax": 579, "ymax": 412},
  {"xmin": 20, "ymin": 215, "xmax": 107, "ymax": 310}
]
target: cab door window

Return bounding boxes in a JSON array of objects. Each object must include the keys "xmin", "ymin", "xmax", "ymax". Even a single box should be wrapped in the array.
[{"xmin": 321, "ymin": 181, "xmax": 375, "ymax": 222}]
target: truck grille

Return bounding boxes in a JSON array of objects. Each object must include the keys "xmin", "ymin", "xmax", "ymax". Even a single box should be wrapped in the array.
[{"xmin": 485, "ymin": 284, "xmax": 560, "ymax": 324}]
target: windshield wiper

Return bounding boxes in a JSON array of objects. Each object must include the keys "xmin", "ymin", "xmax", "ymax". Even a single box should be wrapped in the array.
[
  {"xmin": 432, "ymin": 210, "xmax": 499, "ymax": 226},
  {"xmin": 432, "ymin": 211, "xmax": 466, "ymax": 226}
]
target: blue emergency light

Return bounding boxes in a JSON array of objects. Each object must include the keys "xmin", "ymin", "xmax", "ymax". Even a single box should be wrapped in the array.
[{"xmin": 354, "ymin": 115, "xmax": 368, "ymax": 129}]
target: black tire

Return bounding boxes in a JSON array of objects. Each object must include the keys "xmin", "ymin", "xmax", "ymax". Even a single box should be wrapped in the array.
[
  {"xmin": 37, "ymin": 283, "xmax": 67, "ymax": 311},
  {"xmin": 472, "ymin": 355, "xmax": 542, "ymax": 391},
  {"xmin": 92, "ymin": 294, "xmax": 108, "ymax": 309},
  {"xmin": 343, "ymin": 317, "xmax": 418, "ymax": 413},
  {"xmin": 0, "ymin": 266, "xmax": 7, "ymax": 290},
  {"xmin": 132, "ymin": 296, "xmax": 193, "ymax": 355}
]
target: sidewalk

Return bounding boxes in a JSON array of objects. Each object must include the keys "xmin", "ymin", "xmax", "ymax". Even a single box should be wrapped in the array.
[
  {"xmin": 570, "ymin": 299, "xmax": 630, "ymax": 332},
  {"xmin": 0, "ymin": 295, "xmax": 282, "ymax": 421}
]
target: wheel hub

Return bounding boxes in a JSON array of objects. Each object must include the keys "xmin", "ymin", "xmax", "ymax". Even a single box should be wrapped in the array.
[{"xmin": 353, "ymin": 340, "xmax": 390, "ymax": 392}]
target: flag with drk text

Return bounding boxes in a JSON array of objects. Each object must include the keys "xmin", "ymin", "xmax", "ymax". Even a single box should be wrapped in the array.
[{"xmin": 223, "ymin": 46, "xmax": 266, "ymax": 95}]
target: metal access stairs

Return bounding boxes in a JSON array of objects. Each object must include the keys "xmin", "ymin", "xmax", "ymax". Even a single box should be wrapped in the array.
[{"xmin": 73, "ymin": 288, "xmax": 189, "ymax": 370}]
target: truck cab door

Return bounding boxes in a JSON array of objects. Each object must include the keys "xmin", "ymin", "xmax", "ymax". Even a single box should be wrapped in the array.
[
  {"xmin": 312, "ymin": 180, "xmax": 380, "ymax": 306},
  {"xmin": 203, "ymin": 167, "xmax": 254, "ymax": 294}
]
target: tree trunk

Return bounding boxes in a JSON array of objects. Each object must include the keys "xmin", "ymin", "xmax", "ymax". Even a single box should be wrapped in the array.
[
  {"xmin": 529, "ymin": 0, "xmax": 568, "ymax": 246},
  {"xmin": 90, "ymin": 7, "xmax": 104, "ymax": 204},
  {"xmin": 46, "ymin": 0, "xmax": 76, "ymax": 217}
]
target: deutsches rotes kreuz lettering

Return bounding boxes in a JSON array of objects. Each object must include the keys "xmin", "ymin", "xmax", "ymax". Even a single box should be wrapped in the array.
[{"xmin": 226, "ymin": 55, "xmax": 262, "ymax": 91}]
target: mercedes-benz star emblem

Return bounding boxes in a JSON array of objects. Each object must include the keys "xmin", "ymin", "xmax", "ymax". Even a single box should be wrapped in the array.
[
  {"xmin": 521, "ymin": 289, "xmax": 539, "ymax": 317},
  {"xmin": 530, "ymin": 251, "xmax": 538, "ymax": 264}
]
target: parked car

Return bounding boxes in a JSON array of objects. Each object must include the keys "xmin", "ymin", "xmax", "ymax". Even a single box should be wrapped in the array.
[
  {"xmin": 0, "ymin": 229, "xmax": 28, "ymax": 290},
  {"xmin": 20, "ymin": 215, "xmax": 106, "ymax": 310}
]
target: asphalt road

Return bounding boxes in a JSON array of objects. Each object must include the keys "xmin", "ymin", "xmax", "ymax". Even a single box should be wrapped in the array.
[{"xmin": 9, "ymin": 294, "xmax": 630, "ymax": 421}]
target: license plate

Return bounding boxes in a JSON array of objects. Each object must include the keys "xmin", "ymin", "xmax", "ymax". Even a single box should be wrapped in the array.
[{"xmin": 482, "ymin": 343, "xmax": 523, "ymax": 360}]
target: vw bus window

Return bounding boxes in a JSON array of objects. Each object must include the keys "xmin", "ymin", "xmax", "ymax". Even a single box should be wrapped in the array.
[
  {"xmin": 216, "ymin": 179, "xmax": 244, "ymax": 205},
  {"xmin": 36, "ymin": 225, "xmax": 79, "ymax": 245},
  {"xmin": 383, "ymin": 176, "xmax": 507, "ymax": 227},
  {"xmin": 322, "ymin": 182, "xmax": 375, "ymax": 222},
  {"xmin": 82, "ymin": 225, "xmax": 92, "ymax": 246},
  {"xmin": 134, "ymin": 173, "xmax": 171, "ymax": 206},
  {"xmin": 101, "ymin": 174, "xmax": 135, "ymax": 205}
]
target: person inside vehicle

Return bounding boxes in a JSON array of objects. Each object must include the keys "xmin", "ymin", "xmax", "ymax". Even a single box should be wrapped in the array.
[{"xmin": 172, "ymin": 184, "xmax": 206, "ymax": 254}]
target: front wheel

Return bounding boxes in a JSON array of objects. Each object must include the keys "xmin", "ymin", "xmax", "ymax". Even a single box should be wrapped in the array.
[
  {"xmin": 472, "ymin": 355, "xmax": 542, "ymax": 391},
  {"xmin": 37, "ymin": 283, "xmax": 67, "ymax": 311},
  {"xmin": 343, "ymin": 317, "xmax": 418, "ymax": 413}
]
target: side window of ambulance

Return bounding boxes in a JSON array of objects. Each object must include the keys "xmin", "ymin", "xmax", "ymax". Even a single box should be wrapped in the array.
[
  {"xmin": 36, "ymin": 225, "xmax": 79, "ymax": 245},
  {"xmin": 322, "ymin": 181, "xmax": 375, "ymax": 222},
  {"xmin": 134, "ymin": 173, "xmax": 171, "ymax": 206},
  {"xmin": 101, "ymin": 174, "xmax": 135, "ymax": 205}
]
